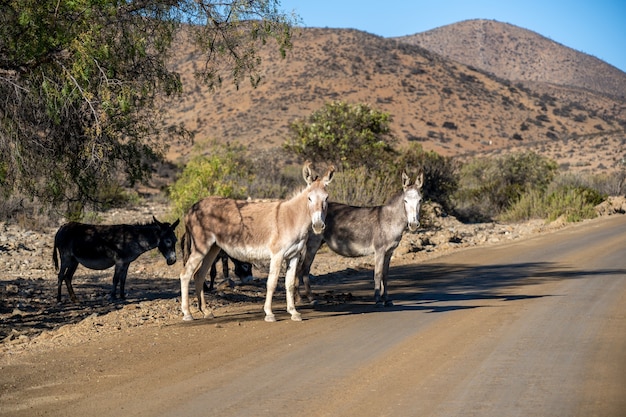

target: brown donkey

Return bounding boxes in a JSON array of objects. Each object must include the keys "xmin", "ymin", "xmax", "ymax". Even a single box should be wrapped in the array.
[{"xmin": 179, "ymin": 162, "xmax": 334, "ymax": 322}]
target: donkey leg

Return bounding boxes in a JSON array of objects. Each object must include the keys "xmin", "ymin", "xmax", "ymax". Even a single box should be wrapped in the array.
[
  {"xmin": 58, "ymin": 260, "xmax": 78, "ymax": 303},
  {"xmin": 263, "ymin": 256, "xmax": 284, "ymax": 322},
  {"xmin": 294, "ymin": 261, "xmax": 304, "ymax": 304},
  {"xmin": 285, "ymin": 257, "xmax": 302, "ymax": 321},
  {"xmin": 295, "ymin": 234, "xmax": 324, "ymax": 305},
  {"xmin": 373, "ymin": 251, "xmax": 387, "ymax": 307},
  {"xmin": 206, "ymin": 261, "xmax": 217, "ymax": 292},
  {"xmin": 195, "ymin": 247, "xmax": 220, "ymax": 319},
  {"xmin": 297, "ymin": 239, "xmax": 322, "ymax": 305},
  {"xmin": 65, "ymin": 262, "xmax": 79, "ymax": 303},
  {"xmin": 116, "ymin": 263, "xmax": 131, "ymax": 300},
  {"xmin": 180, "ymin": 251, "xmax": 204, "ymax": 321},
  {"xmin": 57, "ymin": 267, "xmax": 66, "ymax": 303},
  {"xmin": 381, "ymin": 252, "xmax": 394, "ymax": 306}
]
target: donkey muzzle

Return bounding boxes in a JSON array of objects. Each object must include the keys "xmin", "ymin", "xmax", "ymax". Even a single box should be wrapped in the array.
[
  {"xmin": 166, "ymin": 253, "xmax": 177, "ymax": 265},
  {"xmin": 312, "ymin": 221, "xmax": 326, "ymax": 235},
  {"xmin": 408, "ymin": 221, "xmax": 419, "ymax": 232}
]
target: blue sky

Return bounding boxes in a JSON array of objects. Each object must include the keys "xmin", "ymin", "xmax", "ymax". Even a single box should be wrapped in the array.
[{"xmin": 279, "ymin": 0, "xmax": 626, "ymax": 73}]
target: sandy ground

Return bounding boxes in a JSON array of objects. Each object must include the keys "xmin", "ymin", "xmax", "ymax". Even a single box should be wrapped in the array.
[{"xmin": 1, "ymin": 212, "xmax": 625, "ymax": 416}]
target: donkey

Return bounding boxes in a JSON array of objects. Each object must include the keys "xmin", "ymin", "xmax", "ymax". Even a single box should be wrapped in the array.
[
  {"xmin": 179, "ymin": 162, "xmax": 334, "ymax": 322},
  {"xmin": 53, "ymin": 217, "xmax": 180, "ymax": 302},
  {"xmin": 181, "ymin": 232, "xmax": 253, "ymax": 291},
  {"xmin": 297, "ymin": 170, "xmax": 424, "ymax": 306},
  {"xmin": 207, "ymin": 251, "xmax": 253, "ymax": 291}
]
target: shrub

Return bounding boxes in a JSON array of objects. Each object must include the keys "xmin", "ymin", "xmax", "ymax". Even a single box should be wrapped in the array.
[
  {"xmin": 244, "ymin": 149, "xmax": 302, "ymax": 199},
  {"xmin": 556, "ymin": 170, "xmax": 626, "ymax": 197},
  {"xmin": 168, "ymin": 144, "xmax": 253, "ymax": 222},
  {"xmin": 283, "ymin": 101, "xmax": 397, "ymax": 171},
  {"xmin": 395, "ymin": 143, "xmax": 458, "ymax": 213},
  {"xmin": 330, "ymin": 166, "xmax": 398, "ymax": 206},
  {"xmin": 328, "ymin": 143, "xmax": 458, "ymax": 210},
  {"xmin": 502, "ymin": 185, "xmax": 605, "ymax": 222},
  {"xmin": 453, "ymin": 151, "xmax": 558, "ymax": 221}
]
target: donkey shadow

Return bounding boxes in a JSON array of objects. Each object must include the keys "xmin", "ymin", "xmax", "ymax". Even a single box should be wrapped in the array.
[
  {"xmin": 289, "ymin": 261, "xmax": 626, "ymax": 319},
  {"xmin": 0, "ymin": 273, "xmax": 181, "ymax": 340}
]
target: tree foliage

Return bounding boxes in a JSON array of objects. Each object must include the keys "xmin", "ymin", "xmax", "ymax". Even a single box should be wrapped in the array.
[
  {"xmin": 0, "ymin": 0, "xmax": 294, "ymax": 215},
  {"xmin": 283, "ymin": 101, "xmax": 397, "ymax": 171}
]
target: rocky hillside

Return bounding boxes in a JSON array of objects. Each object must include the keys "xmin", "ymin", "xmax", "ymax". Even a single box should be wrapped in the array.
[{"xmin": 160, "ymin": 27, "xmax": 625, "ymax": 173}]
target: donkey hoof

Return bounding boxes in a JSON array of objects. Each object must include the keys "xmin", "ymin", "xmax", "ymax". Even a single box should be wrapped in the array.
[
  {"xmin": 375, "ymin": 301, "xmax": 384, "ymax": 308},
  {"xmin": 264, "ymin": 314, "xmax": 276, "ymax": 323},
  {"xmin": 202, "ymin": 311, "xmax": 215, "ymax": 319},
  {"xmin": 182, "ymin": 314, "xmax": 194, "ymax": 321},
  {"xmin": 290, "ymin": 312, "xmax": 302, "ymax": 322},
  {"xmin": 385, "ymin": 300, "xmax": 394, "ymax": 307}
]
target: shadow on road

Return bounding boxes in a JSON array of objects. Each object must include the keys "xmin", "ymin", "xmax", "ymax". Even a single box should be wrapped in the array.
[
  {"xmin": 304, "ymin": 261, "xmax": 626, "ymax": 317},
  {"xmin": 4, "ymin": 261, "xmax": 626, "ymax": 338}
]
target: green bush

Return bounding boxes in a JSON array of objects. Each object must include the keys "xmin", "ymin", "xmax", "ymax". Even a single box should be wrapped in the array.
[
  {"xmin": 168, "ymin": 144, "xmax": 253, "ymax": 222},
  {"xmin": 330, "ymin": 166, "xmax": 398, "ymax": 206},
  {"xmin": 453, "ymin": 151, "xmax": 558, "ymax": 221},
  {"xmin": 502, "ymin": 185, "xmax": 605, "ymax": 222},
  {"xmin": 283, "ymin": 101, "xmax": 397, "ymax": 171}
]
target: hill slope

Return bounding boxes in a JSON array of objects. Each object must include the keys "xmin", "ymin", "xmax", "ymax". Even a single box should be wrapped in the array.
[
  {"xmin": 395, "ymin": 19, "xmax": 626, "ymax": 101},
  {"xmin": 161, "ymin": 27, "xmax": 625, "ymax": 172}
]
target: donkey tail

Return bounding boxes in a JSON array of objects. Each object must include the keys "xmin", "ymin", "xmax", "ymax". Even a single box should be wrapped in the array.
[
  {"xmin": 181, "ymin": 231, "xmax": 191, "ymax": 266},
  {"xmin": 52, "ymin": 241, "xmax": 59, "ymax": 271}
]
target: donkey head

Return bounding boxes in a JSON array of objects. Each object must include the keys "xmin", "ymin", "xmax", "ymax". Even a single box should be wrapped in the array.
[
  {"xmin": 153, "ymin": 216, "xmax": 180, "ymax": 265},
  {"xmin": 401, "ymin": 170, "xmax": 424, "ymax": 232},
  {"xmin": 303, "ymin": 162, "xmax": 335, "ymax": 234}
]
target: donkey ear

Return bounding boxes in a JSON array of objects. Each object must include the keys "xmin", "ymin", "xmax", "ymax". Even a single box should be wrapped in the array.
[
  {"xmin": 402, "ymin": 171, "xmax": 411, "ymax": 190},
  {"xmin": 171, "ymin": 218, "xmax": 180, "ymax": 229},
  {"xmin": 302, "ymin": 161, "xmax": 317, "ymax": 185},
  {"xmin": 152, "ymin": 216, "xmax": 161, "ymax": 225},
  {"xmin": 323, "ymin": 165, "xmax": 335, "ymax": 185},
  {"xmin": 415, "ymin": 170, "xmax": 424, "ymax": 189}
]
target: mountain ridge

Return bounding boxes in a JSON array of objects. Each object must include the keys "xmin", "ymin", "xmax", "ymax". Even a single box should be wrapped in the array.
[{"xmin": 394, "ymin": 19, "xmax": 626, "ymax": 101}]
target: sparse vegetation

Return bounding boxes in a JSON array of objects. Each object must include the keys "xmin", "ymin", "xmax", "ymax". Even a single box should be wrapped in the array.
[
  {"xmin": 3, "ymin": 18, "xmax": 623, "ymax": 227},
  {"xmin": 502, "ymin": 185, "xmax": 605, "ymax": 222},
  {"xmin": 167, "ymin": 104, "xmax": 613, "ymax": 225}
]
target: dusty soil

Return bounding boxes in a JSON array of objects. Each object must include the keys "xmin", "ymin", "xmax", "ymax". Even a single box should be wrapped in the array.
[
  {"xmin": 0, "ymin": 202, "xmax": 560, "ymax": 352},
  {"xmin": 1, "ymin": 199, "xmax": 625, "ymax": 416}
]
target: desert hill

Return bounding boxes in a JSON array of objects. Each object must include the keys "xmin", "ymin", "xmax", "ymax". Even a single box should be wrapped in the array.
[
  {"xmin": 161, "ymin": 25, "xmax": 625, "ymax": 173},
  {"xmin": 395, "ymin": 19, "xmax": 626, "ymax": 101}
]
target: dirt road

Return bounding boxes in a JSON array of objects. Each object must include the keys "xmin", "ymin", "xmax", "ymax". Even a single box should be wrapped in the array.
[{"xmin": 1, "ymin": 214, "xmax": 625, "ymax": 417}]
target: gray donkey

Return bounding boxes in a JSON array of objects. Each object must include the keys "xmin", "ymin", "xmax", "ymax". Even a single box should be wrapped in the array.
[{"xmin": 297, "ymin": 170, "xmax": 423, "ymax": 306}]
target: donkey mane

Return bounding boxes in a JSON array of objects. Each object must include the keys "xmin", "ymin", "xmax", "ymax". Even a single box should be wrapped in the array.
[{"xmin": 384, "ymin": 190, "xmax": 405, "ymax": 206}]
